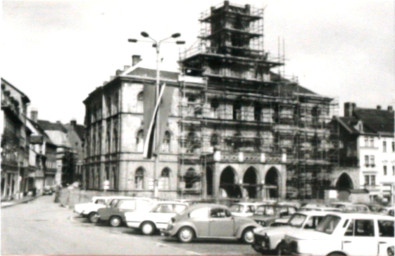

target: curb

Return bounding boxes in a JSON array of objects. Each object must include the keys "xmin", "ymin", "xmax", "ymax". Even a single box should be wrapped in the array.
[{"xmin": 1, "ymin": 196, "xmax": 38, "ymax": 209}]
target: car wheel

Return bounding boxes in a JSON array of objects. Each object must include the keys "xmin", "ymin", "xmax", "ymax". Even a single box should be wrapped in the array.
[
  {"xmin": 241, "ymin": 228, "xmax": 254, "ymax": 244},
  {"xmin": 88, "ymin": 212, "xmax": 99, "ymax": 223},
  {"xmin": 276, "ymin": 242, "xmax": 286, "ymax": 256},
  {"xmin": 328, "ymin": 253, "xmax": 346, "ymax": 256},
  {"xmin": 141, "ymin": 222, "xmax": 155, "ymax": 235},
  {"xmin": 109, "ymin": 216, "xmax": 122, "ymax": 227},
  {"xmin": 178, "ymin": 227, "xmax": 194, "ymax": 243}
]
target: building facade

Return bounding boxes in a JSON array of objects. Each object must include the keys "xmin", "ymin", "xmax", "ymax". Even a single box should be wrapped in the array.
[
  {"xmin": 1, "ymin": 78, "xmax": 31, "ymax": 200},
  {"xmin": 332, "ymin": 103, "xmax": 395, "ymax": 203},
  {"xmin": 82, "ymin": 1, "xmax": 337, "ymax": 200}
]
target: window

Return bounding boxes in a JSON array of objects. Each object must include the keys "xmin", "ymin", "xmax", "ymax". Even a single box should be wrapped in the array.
[
  {"xmin": 210, "ymin": 133, "xmax": 219, "ymax": 146},
  {"xmin": 154, "ymin": 204, "xmax": 174, "ymax": 213},
  {"xmin": 383, "ymin": 141, "xmax": 387, "ymax": 152},
  {"xmin": 210, "ymin": 208, "xmax": 231, "ymax": 218},
  {"xmin": 211, "ymin": 99, "xmax": 219, "ymax": 118},
  {"xmin": 159, "ymin": 168, "xmax": 170, "ymax": 190},
  {"xmin": 233, "ymin": 101, "xmax": 241, "ymax": 120},
  {"xmin": 370, "ymin": 175, "xmax": 376, "ymax": 186},
  {"xmin": 118, "ymin": 200, "xmax": 137, "ymax": 210},
  {"xmin": 184, "ymin": 168, "xmax": 200, "ymax": 189},
  {"xmin": 384, "ymin": 165, "xmax": 387, "ymax": 175},
  {"xmin": 304, "ymin": 216, "xmax": 324, "ymax": 229},
  {"xmin": 136, "ymin": 130, "xmax": 144, "ymax": 152},
  {"xmin": 393, "ymin": 166, "xmax": 395, "ymax": 176},
  {"xmin": 174, "ymin": 204, "xmax": 187, "ymax": 214},
  {"xmin": 316, "ymin": 215, "xmax": 341, "ymax": 234},
  {"xmin": 392, "ymin": 142, "xmax": 395, "ymax": 152},
  {"xmin": 190, "ymin": 208, "xmax": 208, "ymax": 219},
  {"xmin": 288, "ymin": 214, "xmax": 307, "ymax": 228},
  {"xmin": 254, "ymin": 103, "xmax": 262, "ymax": 121},
  {"xmin": 137, "ymin": 91, "xmax": 144, "ymax": 112},
  {"xmin": 345, "ymin": 219, "xmax": 374, "ymax": 237},
  {"xmin": 365, "ymin": 155, "xmax": 369, "ymax": 167},
  {"xmin": 135, "ymin": 168, "xmax": 144, "ymax": 189},
  {"xmin": 370, "ymin": 155, "xmax": 375, "ymax": 167},
  {"xmin": 364, "ymin": 137, "xmax": 368, "ymax": 147},
  {"xmin": 378, "ymin": 220, "xmax": 394, "ymax": 237},
  {"xmin": 161, "ymin": 131, "xmax": 171, "ymax": 152},
  {"xmin": 364, "ymin": 175, "xmax": 369, "ymax": 186},
  {"xmin": 370, "ymin": 137, "xmax": 374, "ymax": 147}
]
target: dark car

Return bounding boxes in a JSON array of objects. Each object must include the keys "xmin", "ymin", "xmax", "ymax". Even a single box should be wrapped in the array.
[
  {"xmin": 252, "ymin": 204, "xmax": 297, "ymax": 227},
  {"xmin": 97, "ymin": 198, "xmax": 155, "ymax": 227},
  {"xmin": 162, "ymin": 203, "xmax": 260, "ymax": 243}
]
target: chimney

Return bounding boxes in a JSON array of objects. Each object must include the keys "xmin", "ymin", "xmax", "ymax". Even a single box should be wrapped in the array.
[
  {"xmin": 70, "ymin": 119, "xmax": 77, "ymax": 128},
  {"xmin": 344, "ymin": 102, "xmax": 356, "ymax": 117},
  {"xmin": 30, "ymin": 109, "xmax": 38, "ymax": 122},
  {"xmin": 388, "ymin": 106, "xmax": 393, "ymax": 112},
  {"xmin": 132, "ymin": 55, "xmax": 142, "ymax": 66},
  {"xmin": 115, "ymin": 69, "xmax": 122, "ymax": 76},
  {"xmin": 377, "ymin": 105, "xmax": 381, "ymax": 110}
]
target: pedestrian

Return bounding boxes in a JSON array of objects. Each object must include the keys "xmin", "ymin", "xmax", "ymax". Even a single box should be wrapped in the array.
[{"xmin": 54, "ymin": 184, "xmax": 61, "ymax": 203}]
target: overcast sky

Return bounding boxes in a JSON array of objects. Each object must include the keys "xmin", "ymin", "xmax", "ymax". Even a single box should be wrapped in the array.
[{"xmin": 2, "ymin": 0, "xmax": 394, "ymax": 124}]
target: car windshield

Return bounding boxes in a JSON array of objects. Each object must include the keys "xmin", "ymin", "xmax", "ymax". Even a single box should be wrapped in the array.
[
  {"xmin": 230, "ymin": 204, "xmax": 242, "ymax": 212},
  {"xmin": 288, "ymin": 213, "xmax": 307, "ymax": 228},
  {"xmin": 255, "ymin": 205, "xmax": 275, "ymax": 216},
  {"xmin": 315, "ymin": 215, "xmax": 341, "ymax": 234}
]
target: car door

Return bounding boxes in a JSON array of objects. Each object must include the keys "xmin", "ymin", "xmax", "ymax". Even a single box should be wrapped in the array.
[
  {"xmin": 208, "ymin": 208, "xmax": 235, "ymax": 238},
  {"xmin": 377, "ymin": 219, "xmax": 395, "ymax": 256},
  {"xmin": 342, "ymin": 219, "xmax": 377, "ymax": 256},
  {"xmin": 189, "ymin": 207, "xmax": 210, "ymax": 237}
]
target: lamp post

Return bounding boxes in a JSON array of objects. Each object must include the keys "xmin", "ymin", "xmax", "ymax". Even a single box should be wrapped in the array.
[{"xmin": 129, "ymin": 32, "xmax": 185, "ymax": 198}]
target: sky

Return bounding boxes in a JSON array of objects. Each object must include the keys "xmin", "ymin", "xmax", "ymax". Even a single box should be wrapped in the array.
[{"xmin": 2, "ymin": 0, "xmax": 394, "ymax": 124}]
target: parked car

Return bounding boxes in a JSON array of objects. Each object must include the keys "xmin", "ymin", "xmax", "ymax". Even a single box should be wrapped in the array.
[
  {"xmin": 97, "ymin": 197, "xmax": 155, "ymax": 227},
  {"xmin": 229, "ymin": 202, "xmax": 262, "ymax": 217},
  {"xmin": 252, "ymin": 203, "xmax": 297, "ymax": 227},
  {"xmin": 73, "ymin": 196, "xmax": 133, "ymax": 223},
  {"xmin": 329, "ymin": 202, "xmax": 370, "ymax": 213},
  {"xmin": 162, "ymin": 204, "xmax": 260, "ymax": 243},
  {"xmin": 279, "ymin": 213, "xmax": 395, "ymax": 256},
  {"xmin": 42, "ymin": 186, "xmax": 54, "ymax": 195},
  {"xmin": 125, "ymin": 201, "xmax": 188, "ymax": 235},
  {"xmin": 299, "ymin": 205, "xmax": 342, "ymax": 212},
  {"xmin": 252, "ymin": 211, "xmax": 329, "ymax": 254}
]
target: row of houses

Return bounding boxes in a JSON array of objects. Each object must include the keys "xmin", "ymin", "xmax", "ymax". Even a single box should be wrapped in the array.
[{"xmin": 1, "ymin": 78, "xmax": 84, "ymax": 200}]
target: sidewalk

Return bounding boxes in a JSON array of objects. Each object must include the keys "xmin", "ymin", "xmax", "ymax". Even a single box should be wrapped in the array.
[{"xmin": 1, "ymin": 196, "xmax": 37, "ymax": 208}]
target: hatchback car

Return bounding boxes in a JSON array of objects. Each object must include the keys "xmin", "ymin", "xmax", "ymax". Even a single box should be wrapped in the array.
[
  {"xmin": 280, "ymin": 213, "xmax": 394, "ymax": 256},
  {"xmin": 162, "ymin": 204, "xmax": 260, "ymax": 243},
  {"xmin": 229, "ymin": 202, "xmax": 262, "ymax": 217},
  {"xmin": 125, "ymin": 201, "xmax": 188, "ymax": 235},
  {"xmin": 97, "ymin": 197, "xmax": 155, "ymax": 227}
]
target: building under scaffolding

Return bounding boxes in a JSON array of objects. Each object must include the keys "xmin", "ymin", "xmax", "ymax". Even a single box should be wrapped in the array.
[{"xmin": 177, "ymin": 1, "xmax": 338, "ymax": 200}]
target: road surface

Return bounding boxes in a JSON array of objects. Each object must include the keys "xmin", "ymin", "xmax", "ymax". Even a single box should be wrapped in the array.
[{"xmin": 1, "ymin": 196, "xmax": 258, "ymax": 255}]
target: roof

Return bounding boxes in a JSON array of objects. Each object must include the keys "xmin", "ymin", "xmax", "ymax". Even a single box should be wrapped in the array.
[
  {"xmin": 1, "ymin": 78, "xmax": 30, "ymax": 103},
  {"xmin": 64, "ymin": 123, "xmax": 85, "ymax": 140},
  {"xmin": 353, "ymin": 108, "xmax": 394, "ymax": 134},
  {"xmin": 336, "ymin": 108, "xmax": 394, "ymax": 135},
  {"xmin": 37, "ymin": 120, "xmax": 68, "ymax": 132},
  {"xmin": 126, "ymin": 67, "xmax": 179, "ymax": 81}
]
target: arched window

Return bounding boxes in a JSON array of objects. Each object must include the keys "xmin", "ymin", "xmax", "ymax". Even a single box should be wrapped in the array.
[
  {"xmin": 161, "ymin": 131, "xmax": 171, "ymax": 153},
  {"xmin": 184, "ymin": 168, "xmax": 200, "ymax": 189},
  {"xmin": 135, "ymin": 168, "xmax": 144, "ymax": 189},
  {"xmin": 254, "ymin": 102, "xmax": 262, "ymax": 121},
  {"xmin": 137, "ymin": 91, "xmax": 144, "ymax": 112},
  {"xmin": 136, "ymin": 130, "xmax": 144, "ymax": 152},
  {"xmin": 159, "ymin": 168, "xmax": 171, "ymax": 190},
  {"xmin": 186, "ymin": 131, "xmax": 199, "ymax": 153},
  {"xmin": 211, "ymin": 133, "xmax": 219, "ymax": 146}
]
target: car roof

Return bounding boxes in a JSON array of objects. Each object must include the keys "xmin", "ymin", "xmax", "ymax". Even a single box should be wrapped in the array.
[
  {"xmin": 297, "ymin": 211, "xmax": 342, "ymax": 216},
  {"xmin": 187, "ymin": 203, "xmax": 228, "ymax": 211},
  {"xmin": 326, "ymin": 212, "xmax": 395, "ymax": 220},
  {"xmin": 154, "ymin": 201, "xmax": 188, "ymax": 205}
]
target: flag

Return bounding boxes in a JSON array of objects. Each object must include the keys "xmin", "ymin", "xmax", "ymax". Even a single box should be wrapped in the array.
[{"xmin": 143, "ymin": 83, "xmax": 174, "ymax": 159}]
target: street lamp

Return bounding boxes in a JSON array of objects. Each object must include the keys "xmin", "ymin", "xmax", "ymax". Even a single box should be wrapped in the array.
[{"xmin": 128, "ymin": 32, "xmax": 185, "ymax": 198}]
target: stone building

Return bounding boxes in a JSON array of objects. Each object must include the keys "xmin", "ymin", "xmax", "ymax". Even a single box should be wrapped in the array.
[
  {"xmin": 331, "ymin": 103, "xmax": 395, "ymax": 203},
  {"xmin": 1, "ymin": 78, "xmax": 31, "ymax": 200},
  {"xmin": 82, "ymin": 1, "xmax": 337, "ymax": 200}
]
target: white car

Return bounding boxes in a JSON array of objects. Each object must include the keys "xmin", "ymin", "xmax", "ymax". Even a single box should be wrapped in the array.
[
  {"xmin": 252, "ymin": 211, "xmax": 330, "ymax": 254},
  {"xmin": 230, "ymin": 202, "xmax": 262, "ymax": 217},
  {"xmin": 73, "ymin": 196, "xmax": 133, "ymax": 223},
  {"xmin": 125, "ymin": 201, "xmax": 188, "ymax": 235},
  {"xmin": 280, "ymin": 213, "xmax": 395, "ymax": 256}
]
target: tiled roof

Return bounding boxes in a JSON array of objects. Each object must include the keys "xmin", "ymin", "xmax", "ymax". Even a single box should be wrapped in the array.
[
  {"xmin": 354, "ymin": 108, "xmax": 394, "ymax": 134},
  {"xmin": 37, "ymin": 120, "xmax": 67, "ymax": 133}
]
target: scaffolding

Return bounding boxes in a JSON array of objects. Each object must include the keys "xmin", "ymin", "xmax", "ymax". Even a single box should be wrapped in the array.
[{"xmin": 177, "ymin": 1, "xmax": 339, "ymax": 200}]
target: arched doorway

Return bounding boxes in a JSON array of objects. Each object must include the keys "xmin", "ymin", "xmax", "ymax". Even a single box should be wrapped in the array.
[
  {"xmin": 206, "ymin": 167, "xmax": 213, "ymax": 196},
  {"xmin": 336, "ymin": 173, "xmax": 354, "ymax": 190},
  {"xmin": 220, "ymin": 166, "xmax": 241, "ymax": 198},
  {"xmin": 243, "ymin": 167, "xmax": 258, "ymax": 198},
  {"xmin": 265, "ymin": 167, "xmax": 279, "ymax": 199}
]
